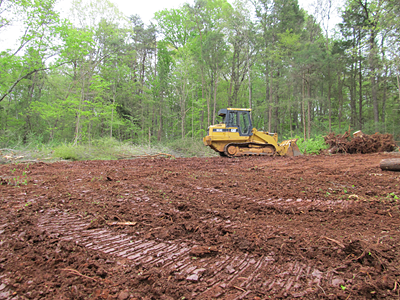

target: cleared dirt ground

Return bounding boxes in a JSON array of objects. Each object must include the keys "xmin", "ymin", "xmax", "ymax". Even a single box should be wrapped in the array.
[{"xmin": 1, "ymin": 153, "xmax": 400, "ymax": 300}]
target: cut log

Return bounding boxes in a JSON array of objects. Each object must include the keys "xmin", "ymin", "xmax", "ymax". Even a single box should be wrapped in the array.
[{"xmin": 380, "ymin": 158, "xmax": 400, "ymax": 171}]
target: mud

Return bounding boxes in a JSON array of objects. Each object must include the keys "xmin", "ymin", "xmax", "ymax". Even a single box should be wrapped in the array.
[{"xmin": 1, "ymin": 153, "xmax": 400, "ymax": 299}]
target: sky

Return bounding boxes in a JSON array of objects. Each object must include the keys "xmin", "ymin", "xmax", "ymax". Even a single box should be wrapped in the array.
[
  {"xmin": 60, "ymin": 0, "xmax": 342, "ymax": 25},
  {"xmin": 59, "ymin": 0, "xmax": 334, "ymax": 25},
  {"xmin": 1, "ymin": 0, "xmax": 342, "ymax": 52}
]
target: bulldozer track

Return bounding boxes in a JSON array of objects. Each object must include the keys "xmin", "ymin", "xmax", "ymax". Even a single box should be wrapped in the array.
[
  {"xmin": 0, "ymin": 223, "xmax": 12, "ymax": 300},
  {"xmin": 36, "ymin": 209, "xmax": 341, "ymax": 299},
  {"xmin": 0, "ymin": 179, "xmax": 354, "ymax": 299},
  {"xmin": 25, "ymin": 181, "xmax": 352, "ymax": 299},
  {"xmin": 141, "ymin": 177, "xmax": 356, "ymax": 212},
  {"xmin": 223, "ymin": 142, "xmax": 276, "ymax": 157}
]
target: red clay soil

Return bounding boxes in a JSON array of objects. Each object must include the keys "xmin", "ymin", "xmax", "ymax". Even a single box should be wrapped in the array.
[{"xmin": 1, "ymin": 153, "xmax": 400, "ymax": 300}]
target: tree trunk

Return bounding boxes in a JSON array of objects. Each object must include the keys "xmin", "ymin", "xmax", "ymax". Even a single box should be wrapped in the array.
[
  {"xmin": 359, "ymin": 47, "xmax": 363, "ymax": 130},
  {"xmin": 274, "ymin": 94, "xmax": 279, "ymax": 133},
  {"xmin": 206, "ymin": 82, "xmax": 210, "ymax": 126},
  {"xmin": 110, "ymin": 81, "xmax": 116, "ymax": 138},
  {"xmin": 307, "ymin": 72, "xmax": 311, "ymax": 140},
  {"xmin": 156, "ymin": 45, "xmax": 163, "ymax": 142},
  {"xmin": 381, "ymin": 70, "xmax": 387, "ymax": 124},
  {"xmin": 247, "ymin": 45, "xmax": 252, "ymax": 108},
  {"xmin": 268, "ymin": 72, "xmax": 273, "ymax": 132},
  {"xmin": 302, "ymin": 72, "xmax": 306, "ymax": 141},
  {"xmin": 157, "ymin": 102, "xmax": 163, "ymax": 142},
  {"xmin": 200, "ymin": 110, "xmax": 204, "ymax": 135},
  {"xmin": 380, "ymin": 159, "xmax": 400, "ymax": 171},
  {"xmin": 24, "ymin": 71, "xmax": 38, "ymax": 141},
  {"xmin": 74, "ymin": 80, "xmax": 85, "ymax": 145},
  {"xmin": 213, "ymin": 70, "xmax": 219, "ymax": 125},
  {"xmin": 337, "ymin": 73, "xmax": 344, "ymax": 131},
  {"xmin": 288, "ymin": 101, "xmax": 292, "ymax": 137},
  {"xmin": 350, "ymin": 61, "xmax": 356, "ymax": 127},
  {"xmin": 227, "ymin": 48, "xmax": 236, "ymax": 108},
  {"xmin": 328, "ymin": 66, "xmax": 332, "ymax": 133},
  {"xmin": 180, "ymin": 76, "xmax": 187, "ymax": 139},
  {"xmin": 397, "ymin": 73, "xmax": 400, "ymax": 103},
  {"xmin": 370, "ymin": 31, "xmax": 379, "ymax": 129},
  {"xmin": 196, "ymin": 21, "xmax": 205, "ymax": 131}
]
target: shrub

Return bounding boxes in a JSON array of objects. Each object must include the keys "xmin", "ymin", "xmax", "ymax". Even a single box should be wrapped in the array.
[
  {"xmin": 297, "ymin": 135, "xmax": 329, "ymax": 154},
  {"xmin": 53, "ymin": 144, "xmax": 83, "ymax": 161},
  {"xmin": 162, "ymin": 137, "xmax": 217, "ymax": 158}
]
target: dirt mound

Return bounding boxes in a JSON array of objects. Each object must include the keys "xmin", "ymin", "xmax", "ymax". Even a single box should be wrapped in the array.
[{"xmin": 325, "ymin": 131, "xmax": 398, "ymax": 154}]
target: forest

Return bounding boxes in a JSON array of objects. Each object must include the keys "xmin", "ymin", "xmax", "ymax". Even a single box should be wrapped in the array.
[{"xmin": 0, "ymin": 0, "xmax": 399, "ymax": 149}]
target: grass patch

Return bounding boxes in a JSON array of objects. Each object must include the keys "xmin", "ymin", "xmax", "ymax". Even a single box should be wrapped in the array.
[
  {"xmin": 162, "ymin": 137, "xmax": 217, "ymax": 158},
  {"xmin": 51, "ymin": 137, "xmax": 217, "ymax": 161},
  {"xmin": 3, "ymin": 134, "xmax": 332, "ymax": 163}
]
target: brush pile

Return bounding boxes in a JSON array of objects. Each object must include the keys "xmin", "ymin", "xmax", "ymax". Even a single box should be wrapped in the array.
[{"xmin": 324, "ymin": 131, "xmax": 398, "ymax": 154}]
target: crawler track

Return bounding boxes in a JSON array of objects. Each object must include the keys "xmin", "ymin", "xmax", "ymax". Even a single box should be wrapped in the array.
[
  {"xmin": 38, "ymin": 209, "xmax": 340, "ymax": 299},
  {"xmin": 224, "ymin": 142, "xmax": 276, "ymax": 157}
]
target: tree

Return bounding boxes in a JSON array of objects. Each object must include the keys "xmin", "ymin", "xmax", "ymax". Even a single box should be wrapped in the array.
[
  {"xmin": 0, "ymin": 0, "xmax": 62, "ymax": 103},
  {"xmin": 253, "ymin": 0, "xmax": 305, "ymax": 133}
]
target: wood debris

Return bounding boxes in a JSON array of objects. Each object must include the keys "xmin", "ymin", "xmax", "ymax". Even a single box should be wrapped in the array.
[
  {"xmin": 322, "ymin": 236, "xmax": 345, "ymax": 248},
  {"xmin": 324, "ymin": 131, "xmax": 398, "ymax": 154},
  {"xmin": 60, "ymin": 268, "xmax": 97, "ymax": 282},
  {"xmin": 380, "ymin": 158, "xmax": 400, "ymax": 171},
  {"xmin": 117, "ymin": 153, "xmax": 175, "ymax": 159},
  {"xmin": 106, "ymin": 221, "xmax": 137, "ymax": 226}
]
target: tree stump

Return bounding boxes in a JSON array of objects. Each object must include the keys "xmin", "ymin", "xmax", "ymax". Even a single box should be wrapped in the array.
[{"xmin": 380, "ymin": 158, "xmax": 400, "ymax": 171}]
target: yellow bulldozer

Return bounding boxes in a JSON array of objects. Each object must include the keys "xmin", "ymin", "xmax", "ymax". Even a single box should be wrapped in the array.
[{"xmin": 203, "ymin": 108, "xmax": 302, "ymax": 157}]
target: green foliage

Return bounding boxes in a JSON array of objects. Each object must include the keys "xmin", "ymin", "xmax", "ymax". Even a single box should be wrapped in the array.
[
  {"xmin": 0, "ymin": 0, "xmax": 63, "ymax": 102},
  {"xmin": 51, "ymin": 137, "xmax": 217, "ymax": 161},
  {"xmin": 53, "ymin": 144, "xmax": 83, "ymax": 161},
  {"xmin": 53, "ymin": 137, "xmax": 122, "ymax": 160},
  {"xmin": 53, "ymin": 138, "xmax": 216, "ymax": 161},
  {"xmin": 297, "ymin": 135, "xmax": 329, "ymax": 155},
  {"xmin": 163, "ymin": 137, "xmax": 217, "ymax": 158},
  {"xmin": 1, "ymin": 0, "xmax": 400, "ymax": 151},
  {"xmin": 387, "ymin": 192, "xmax": 399, "ymax": 200}
]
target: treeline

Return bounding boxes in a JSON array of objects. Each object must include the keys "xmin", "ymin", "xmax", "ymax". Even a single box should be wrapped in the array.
[{"xmin": 0, "ymin": 0, "xmax": 399, "ymax": 147}]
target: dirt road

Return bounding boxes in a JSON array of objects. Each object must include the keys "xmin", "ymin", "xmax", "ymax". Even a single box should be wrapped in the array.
[{"xmin": 1, "ymin": 153, "xmax": 399, "ymax": 299}]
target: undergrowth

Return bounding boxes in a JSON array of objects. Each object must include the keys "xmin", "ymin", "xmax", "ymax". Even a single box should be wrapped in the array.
[
  {"xmin": 52, "ymin": 137, "xmax": 216, "ymax": 161},
  {"xmin": 2, "ymin": 135, "xmax": 329, "ymax": 162},
  {"xmin": 162, "ymin": 137, "xmax": 217, "ymax": 158},
  {"xmin": 296, "ymin": 135, "xmax": 329, "ymax": 154}
]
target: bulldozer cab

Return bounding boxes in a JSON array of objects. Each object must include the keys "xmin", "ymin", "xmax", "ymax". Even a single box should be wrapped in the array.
[{"xmin": 218, "ymin": 108, "xmax": 252, "ymax": 136}]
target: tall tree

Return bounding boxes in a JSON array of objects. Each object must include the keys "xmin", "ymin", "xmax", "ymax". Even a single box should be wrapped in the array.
[{"xmin": 0, "ymin": 0, "xmax": 62, "ymax": 103}]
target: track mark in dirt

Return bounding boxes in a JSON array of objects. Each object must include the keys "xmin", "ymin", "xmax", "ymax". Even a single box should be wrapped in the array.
[
  {"xmin": 38, "ymin": 210, "xmax": 190, "ymax": 266},
  {"xmin": 142, "ymin": 177, "xmax": 358, "ymax": 214},
  {"xmin": 0, "ymin": 272, "xmax": 12, "ymax": 300},
  {"xmin": 37, "ymin": 209, "xmax": 340, "ymax": 299}
]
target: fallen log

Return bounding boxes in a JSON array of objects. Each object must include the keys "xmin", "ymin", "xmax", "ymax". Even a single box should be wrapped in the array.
[
  {"xmin": 117, "ymin": 153, "xmax": 175, "ymax": 159},
  {"xmin": 380, "ymin": 158, "xmax": 400, "ymax": 171}
]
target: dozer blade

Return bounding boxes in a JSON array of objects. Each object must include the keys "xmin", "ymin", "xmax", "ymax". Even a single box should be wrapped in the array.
[{"xmin": 280, "ymin": 139, "xmax": 302, "ymax": 157}]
